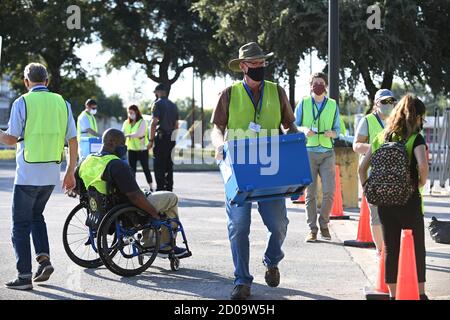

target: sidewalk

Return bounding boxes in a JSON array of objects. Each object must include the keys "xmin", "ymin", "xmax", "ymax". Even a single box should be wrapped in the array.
[{"xmin": 316, "ymin": 181, "xmax": 450, "ymax": 300}]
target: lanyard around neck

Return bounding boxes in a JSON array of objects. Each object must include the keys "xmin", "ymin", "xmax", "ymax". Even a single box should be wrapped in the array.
[
  {"xmin": 312, "ymin": 96, "xmax": 328, "ymax": 122},
  {"xmin": 243, "ymin": 80, "xmax": 264, "ymax": 123},
  {"xmin": 373, "ymin": 112, "xmax": 385, "ymax": 129}
]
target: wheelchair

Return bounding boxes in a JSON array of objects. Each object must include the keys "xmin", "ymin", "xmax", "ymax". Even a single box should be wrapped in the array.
[{"xmin": 62, "ymin": 186, "xmax": 192, "ymax": 277}]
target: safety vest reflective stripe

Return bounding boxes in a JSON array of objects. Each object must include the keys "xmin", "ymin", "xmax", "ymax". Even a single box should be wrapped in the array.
[
  {"xmin": 79, "ymin": 154, "xmax": 119, "ymax": 195},
  {"xmin": 123, "ymin": 119, "xmax": 149, "ymax": 150},
  {"xmin": 22, "ymin": 91, "xmax": 68, "ymax": 163},
  {"xmin": 77, "ymin": 110, "xmax": 98, "ymax": 140},
  {"xmin": 228, "ymin": 80, "xmax": 281, "ymax": 140},
  {"xmin": 301, "ymin": 96, "xmax": 337, "ymax": 149}
]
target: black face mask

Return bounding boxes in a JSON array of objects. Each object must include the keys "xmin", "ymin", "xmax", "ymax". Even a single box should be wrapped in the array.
[
  {"xmin": 246, "ymin": 66, "xmax": 265, "ymax": 82},
  {"xmin": 114, "ymin": 145, "xmax": 128, "ymax": 159}
]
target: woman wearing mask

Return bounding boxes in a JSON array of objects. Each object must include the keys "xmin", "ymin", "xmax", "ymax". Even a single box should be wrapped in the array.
[
  {"xmin": 359, "ymin": 94, "xmax": 429, "ymax": 300},
  {"xmin": 122, "ymin": 105, "xmax": 154, "ymax": 191},
  {"xmin": 353, "ymin": 89, "xmax": 396, "ymax": 256}
]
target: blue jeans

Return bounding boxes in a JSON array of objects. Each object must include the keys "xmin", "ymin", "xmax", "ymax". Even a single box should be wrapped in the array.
[
  {"xmin": 226, "ymin": 199, "xmax": 289, "ymax": 285},
  {"xmin": 11, "ymin": 185, "xmax": 54, "ymax": 278}
]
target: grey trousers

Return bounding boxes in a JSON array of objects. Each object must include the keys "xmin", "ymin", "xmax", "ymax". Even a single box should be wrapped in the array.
[{"xmin": 305, "ymin": 151, "xmax": 336, "ymax": 232}]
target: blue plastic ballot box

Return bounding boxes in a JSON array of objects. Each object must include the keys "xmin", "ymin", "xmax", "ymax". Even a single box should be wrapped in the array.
[
  {"xmin": 218, "ymin": 133, "xmax": 312, "ymax": 206},
  {"xmin": 79, "ymin": 137, "xmax": 102, "ymax": 159}
]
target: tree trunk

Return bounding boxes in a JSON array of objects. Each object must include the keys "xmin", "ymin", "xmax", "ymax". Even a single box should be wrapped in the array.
[{"xmin": 288, "ymin": 67, "xmax": 297, "ymax": 110}]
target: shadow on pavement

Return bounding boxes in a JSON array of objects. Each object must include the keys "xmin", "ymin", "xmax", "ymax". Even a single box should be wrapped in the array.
[
  {"xmin": 84, "ymin": 267, "xmax": 337, "ymax": 300},
  {"xmin": 32, "ymin": 284, "xmax": 113, "ymax": 300},
  {"xmin": 427, "ymin": 251, "xmax": 450, "ymax": 260},
  {"xmin": 426, "ymin": 264, "xmax": 450, "ymax": 274},
  {"xmin": 179, "ymin": 198, "xmax": 224, "ymax": 208}
]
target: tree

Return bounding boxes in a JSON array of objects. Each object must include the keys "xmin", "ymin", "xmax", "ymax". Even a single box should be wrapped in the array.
[
  {"xmin": 194, "ymin": 0, "xmax": 320, "ymax": 109},
  {"xmin": 61, "ymin": 77, "xmax": 125, "ymax": 120},
  {"xmin": 314, "ymin": 0, "xmax": 450, "ymax": 104},
  {"xmin": 0, "ymin": 0, "xmax": 94, "ymax": 93},
  {"xmin": 93, "ymin": 0, "xmax": 223, "ymax": 95}
]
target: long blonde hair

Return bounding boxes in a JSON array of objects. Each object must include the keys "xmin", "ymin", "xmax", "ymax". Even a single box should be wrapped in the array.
[{"xmin": 384, "ymin": 94, "xmax": 426, "ymax": 141}]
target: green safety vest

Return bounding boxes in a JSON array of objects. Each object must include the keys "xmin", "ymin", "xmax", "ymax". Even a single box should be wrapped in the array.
[
  {"xmin": 227, "ymin": 80, "xmax": 281, "ymax": 139},
  {"xmin": 123, "ymin": 119, "xmax": 149, "ymax": 151},
  {"xmin": 79, "ymin": 154, "xmax": 119, "ymax": 195},
  {"xmin": 22, "ymin": 91, "xmax": 68, "ymax": 163},
  {"xmin": 77, "ymin": 110, "xmax": 98, "ymax": 141},
  {"xmin": 365, "ymin": 113, "xmax": 384, "ymax": 144},
  {"xmin": 301, "ymin": 96, "xmax": 338, "ymax": 149}
]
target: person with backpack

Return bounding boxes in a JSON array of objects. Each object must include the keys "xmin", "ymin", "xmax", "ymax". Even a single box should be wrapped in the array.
[
  {"xmin": 358, "ymin": 94, "xmax": 429, "ymax": 300},
  {"xmin": 353, "ymin": 89, "xmax": 397, "ymax": 255}
]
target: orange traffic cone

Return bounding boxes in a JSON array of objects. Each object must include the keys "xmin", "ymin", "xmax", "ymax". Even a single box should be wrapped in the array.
[
  {"xmin": 292, "ymin": 190, "xmax": 306, "ymax": 204},
  {"xmin": 396, "ymin": 229, "xmax": 420, "ymax": 300},
  {"xmin": 344, "ymin": 196, "xmax": 375, "ymax": 248},
  {"xmin": 365, "ymin": 246, "xmax": 390, "ymax": 300},
  {"xmin": 329, "ymin": 165, "xmax": 350, "ymax": 220}
]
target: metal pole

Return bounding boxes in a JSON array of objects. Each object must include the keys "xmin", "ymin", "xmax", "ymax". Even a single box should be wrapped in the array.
[
  {"xmin": 191, "ymin": 68, "xmax": 195, "ymax": 151},
  {"xmin": 200, "ymin": 74, "xmax": 204, "ymax": 149},
  {"xmin": 328, "ymin": 0, "xmax": 339, "ymax": 101}
]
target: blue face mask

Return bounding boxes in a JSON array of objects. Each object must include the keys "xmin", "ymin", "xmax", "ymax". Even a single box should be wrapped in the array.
[{"xmin": 114, "ymin": 145, "xmax": 128, "ymax": 159}]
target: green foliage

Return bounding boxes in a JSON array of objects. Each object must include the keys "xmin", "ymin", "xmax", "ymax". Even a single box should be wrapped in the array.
[
  {"xmin": 93, "ymin": 0, "xmax": 224, "ymax": 94},
  {"xmin": 0, "ymin": 0, "xmax": 94, "ymax": 93}
]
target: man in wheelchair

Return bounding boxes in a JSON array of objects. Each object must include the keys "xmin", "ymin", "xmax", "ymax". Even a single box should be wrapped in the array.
[{"xmin": 72, "ymin": 128, "xmax": 189, "ymax": 258}]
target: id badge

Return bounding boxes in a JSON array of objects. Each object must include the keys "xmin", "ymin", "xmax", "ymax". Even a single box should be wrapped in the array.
[{"xmin": 249, "ymin": 122, "xmax": 261, "ymax": 133}]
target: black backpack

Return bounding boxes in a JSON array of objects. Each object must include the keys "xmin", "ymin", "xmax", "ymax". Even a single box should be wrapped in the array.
[
  {"xmin": 428, "ymin": 217, "xmax": 450, "ymax": 244},
  {"xmin": 364, "ymin": 134, "xmax": 417, "ymax": 206}
]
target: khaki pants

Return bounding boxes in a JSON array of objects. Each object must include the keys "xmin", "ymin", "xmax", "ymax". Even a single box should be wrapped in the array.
[
  {"xmin": 305, "ymin": 151, "xmax": 336, "ymax": 232},
  {"xmin": 143, "ymin": 191, "xmax": 179, "ymax": 249}
]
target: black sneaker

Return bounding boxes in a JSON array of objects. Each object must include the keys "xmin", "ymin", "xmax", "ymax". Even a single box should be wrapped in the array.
[
  {"xmin": 265, "ymin": 266, "xmax": 280, "ymax": 287},
  {"xmin": 5, "ymin": 278, "xmax": 33, "ymax": 290},
  {"xmin": 158, "ymin": 246, "xmax": 189, "ymax": 258},
  {"xmin": 230, "ymin": 285, "xmax": 251, "ymax": 300},
  {"xmin": 33, "ymin": 260, "xmax": 54, "ymax": 282}
]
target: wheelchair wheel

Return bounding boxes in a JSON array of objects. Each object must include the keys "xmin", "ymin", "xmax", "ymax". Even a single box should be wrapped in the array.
[
  {"xmin": 97, "ymin": 206, "xmax": 160, "ymax": 277},
  {"xmin": 62, "ymin": 203, "xmax": 103, "ymax": 269},
  {"xmin": 170, "ymin": 257, "xmax": 180, "ymax": 271}
]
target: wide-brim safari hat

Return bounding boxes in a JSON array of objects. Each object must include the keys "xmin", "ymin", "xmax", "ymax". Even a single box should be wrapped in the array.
[{"xmin": 228, "ymin": 42, "xmax": 274, "ymax": 72}]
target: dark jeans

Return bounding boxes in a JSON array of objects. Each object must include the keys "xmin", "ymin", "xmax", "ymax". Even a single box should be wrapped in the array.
[
  {"xmin": 12, "ymin": 185, "xmax": 54, "ymax": 278},
  {"xmin": 128, "ymin": 150, "xmax": 153, "ymax": 185},
  {"xmin": 153, "ymin": 133, "xmax": 175, "ymax": 191},
  {"xmin": 378, "ymin": 192, "xmax": 426, "ymax": 284}
]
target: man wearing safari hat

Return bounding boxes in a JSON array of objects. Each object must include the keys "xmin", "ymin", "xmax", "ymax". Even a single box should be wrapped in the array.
[{"xmin": 211, "ymin": 42, "xmax": 297, "ymax": 300}]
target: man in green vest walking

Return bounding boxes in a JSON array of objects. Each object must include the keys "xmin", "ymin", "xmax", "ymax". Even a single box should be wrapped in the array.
[
  {"xmin": 0, "ymin": 63, "xmax": 78, "ymax": 290},
  {"xmin": 294, "ymin": 72, "xmax": 341, "ymax": 243},
  {"xmin": 353, "ymin": 89, "xmax": 397, "ymax": 255},
  {"xmin": 211, "ymin": 42, "xmax": 298, "ymax": 300}
]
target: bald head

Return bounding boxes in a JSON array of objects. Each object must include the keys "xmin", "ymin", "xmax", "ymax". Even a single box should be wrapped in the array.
[{"xmin": 102, "ymin": 128, "xmax": 125, "ymax": 152}]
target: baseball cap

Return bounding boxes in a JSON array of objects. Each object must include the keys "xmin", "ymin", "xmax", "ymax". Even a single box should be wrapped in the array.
[
  {"xmin": 85, "ymin": 98, "xmax": 97, "ymax": 107},
  {"xmin": 374, "ymin": 89, "xmax": 395, "ymax": 102}
]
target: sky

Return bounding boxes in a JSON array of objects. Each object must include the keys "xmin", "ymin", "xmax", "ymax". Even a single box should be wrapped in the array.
[{"xmin": 75, "ymin": 42, "xmax": 328, "ymax": 110}]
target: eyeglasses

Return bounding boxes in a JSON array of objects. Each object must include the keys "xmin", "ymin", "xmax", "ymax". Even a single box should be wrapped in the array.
[
  {"xmin": 243, "ymin": 60, "xmax": 269, "ymax": 68},
  {"xmin": 379, "ymin": 99, "xmax": 396, "ymax": 105}
]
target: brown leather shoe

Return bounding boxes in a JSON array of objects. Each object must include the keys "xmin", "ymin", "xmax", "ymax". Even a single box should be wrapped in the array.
[
  {"xmin": 265, "ymin": 266, "xmax": 280, "ymax": 287},
  {"xmin": 305, "ymin": 231, "xmax": 318, "ymax": 242},
  {"xmin": 320, "ymin": 228, "xmax": 331, "ymax": 240},
  {"xmin": 230, "ymin": 284, "xmax": 251, "ymax": 300}
]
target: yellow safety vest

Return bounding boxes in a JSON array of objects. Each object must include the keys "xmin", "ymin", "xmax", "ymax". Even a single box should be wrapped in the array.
[
  {"xmin": 77, "ymin": 110, "xmax": 98, "ymax": 141},
  {"xmin": 123, "ymin": 119, "xmax": 149, "ymax": 151},
  {"xmin": 22, "ymin": 91, "xmax": 68, "ymax": 163}
]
